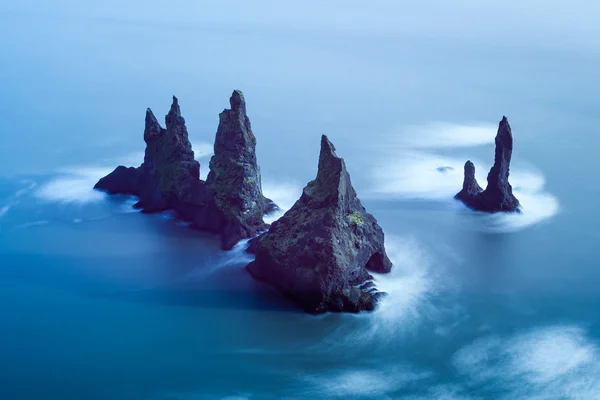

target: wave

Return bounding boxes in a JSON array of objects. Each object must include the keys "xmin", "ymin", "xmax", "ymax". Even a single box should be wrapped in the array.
[
  {"xmin": 301, "ymin": 366, "xmax": 430, "ymax": 399},
  {"xmin": 32, "ymin": 141, "xmax": 211, "ymax": 205},
  {"xmin": 261, "ymin": 180, "xmax": 303, "ymax": 224},
  {"xmin": 35, "ymin": 166, "xmax": 112, "ymax": 203},
  {"xmin": 370, "ymin": 236, "xmax": 439, "ymax": 330},
  {"xmin": 0, "ymin": 203, "xmax": 12, "ymax": 218},
  {"xmin": 0, "ymin": 181, "xmax": 38, "ymax": 221},
  {"xmin": 306, "ymin": 235, "xmax": 460, "ymax": 357},
  {"xmin": 453, "ymin": 325, "xmax": 600, "ymax": 399},
  {"xmin": 17, "ymin": 220, "xmax": 50, "ymax": 228}
]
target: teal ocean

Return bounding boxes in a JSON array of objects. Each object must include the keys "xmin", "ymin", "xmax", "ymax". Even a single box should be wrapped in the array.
[{"xmin": 1, "ymin": 2, "xmax": 600, "ymax": 399}]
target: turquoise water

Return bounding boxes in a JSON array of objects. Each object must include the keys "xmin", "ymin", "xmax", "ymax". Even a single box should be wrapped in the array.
[{"xmin": 2, "ymin": 2, "xmax": 600, "ymax": 399}]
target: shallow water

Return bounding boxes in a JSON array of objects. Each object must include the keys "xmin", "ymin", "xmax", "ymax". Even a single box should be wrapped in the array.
[{"xmin": 1, "ymin": 1, "xmax": 600, "ymax": 399}]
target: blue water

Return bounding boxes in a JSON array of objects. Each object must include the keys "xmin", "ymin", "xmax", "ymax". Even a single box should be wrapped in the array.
[{"xmin": 2, "ymin": 2, "xmax": 600, "ymax": 399}]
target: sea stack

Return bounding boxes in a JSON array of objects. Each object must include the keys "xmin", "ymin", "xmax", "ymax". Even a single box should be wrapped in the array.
[
  {"xmin": 205, "ymin": 90, "xmax": 276, "ymax": 249},
  {"xmin": 94, "ymin": 91, "xmax": 275, "ymax": 249},
  {"xmin": 247, "ymin": 135, "xmax": 392, "ymax": 314},
  {"xmin": 455, "ymin": 116, "xmax": 520, "ymax": 212}
]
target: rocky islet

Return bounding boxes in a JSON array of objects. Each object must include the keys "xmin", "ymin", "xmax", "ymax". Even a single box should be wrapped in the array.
[
  {"xmin": 246, "ymin": 135, "xmax": 393, "ymax": 314},
  {"xmin": 455, "ymin": 116, "xmax": 520, "ymax": 212},
  {"xmin": 95, "ymin": 91, "xmax": 275, "ymax": 250}
]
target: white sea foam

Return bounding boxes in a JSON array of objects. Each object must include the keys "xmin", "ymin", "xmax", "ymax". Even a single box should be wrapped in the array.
[
  {"xmin": 371, "ymin": 236, "xmax": 438, "ymax": 328},
  {"xmin": 453, "ymin": 325, "xmax": 600, "ymax": 399},
  {"xmin": 15, "ymin": 181, "xmax": 36, "ymax": 197},
  {"xmin": 261, "ymin": 180, "xmax": 303, "ymax": 224},
  {"xmin": 404, "ymin": 385, "xmax": 474, "ymax": 400},
  {"xmin": 371, "ymin": 151, "xmax": 485, "ymax": 200},
  {"xmin": 17, "ymin": 220, "xmax": 50, "ymax": 228},
  {"xmin": 0, "ymin": 203, "xmax": 12, "ymax": 218},
  {"xmin": 0, "ymin": 182, "xmax": 38, "ymax": 219},
  {"xmin": 303, "ymin": 366, "xmax": 429, "ymax": 398},
  {"xmin": 311, "ymin": 235, "xmax": 456, "ymax": 355},
  {"xmin": 370, "ymin": 121, "xmax": 559, "ymax": 232},
  {"xmin": 35, "ymin": 167, "xmax": 112, "ymax": 203}
]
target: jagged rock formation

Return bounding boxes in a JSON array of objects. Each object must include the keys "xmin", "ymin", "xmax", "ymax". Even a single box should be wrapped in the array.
[
  {"xmin": 246, "ymin": 135, "xmax": 392, "ymax": 314},
  {"xmin": 95, "ymin": 91, "xmax": 275, "ymax": 249},
  {"xmin": 455, "ymin": 160, "xmax": 483, "ymax": 202},
  {"xmin": 455, "ymin": 116, "xmax": 520, "ymax": 212},
  {"xmin": 206, "ymin": 90, "xmax": 276, "ymax": 249}
]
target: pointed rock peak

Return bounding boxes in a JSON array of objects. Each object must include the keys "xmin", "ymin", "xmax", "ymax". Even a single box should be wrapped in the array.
[
  {"xmin": 496, "ymin": 115, "xmax": 513, "ymax": 147},
  {"xmin": 169, "ymin": 96, "xmax": 181, "ymax": 117},
  {"xmin": 320, "ymin": 134, "xmax": 337, "ymax": 158},
  {"xmin": 316, "ymin": 135, "xmax": 345, "ymax": 185},
  {"xmin": 318, "ymin": 135, "xmax": 343, "ymax": 171},
  {"xmin": 145, "ymin": 108, "xmax": 160, "ymax": 126},
  {"xmin": 144, "ymin": 108, "xmax": 163, "ymax": 142},
  {"xmin": 455, "ymin": 160, "xmax": 483, "ymax": 201},
  {"xmin": 246, "ymin": 135, "xmax": 392, "ymax": 313},
  {"xmin": 229, "ymin": 90, "xmax": 246, "ymax": 114},
  {"xmin": 462, "ymin": 160, "xmax": 481, "ymax": 192},
  {"xmin": 464, "ymin": 160, "xmax": 476, "ymax": 175},
  {"xmin": 166, "ymin": 95, "xmax": 186, "ymax": 129}
]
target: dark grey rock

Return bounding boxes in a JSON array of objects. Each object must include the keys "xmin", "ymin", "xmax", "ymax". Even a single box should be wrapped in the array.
[
  {"xmin": 455, "ymin": 160, "xmax": 483, "ymax": 204},
  {"xmin": 206, "ymin": 90, "xmax": 276, "ymax": 249},
  {"xmin": 95, "ymin": 91, "xmax": 275, "ymax": 249},
  {"xmin": 455, "ymin": 116, "xmax": 520, "ymax": 212},
  {"xmin": 246, "ymin": 135, "xmax": 392, "ymax": 314}
]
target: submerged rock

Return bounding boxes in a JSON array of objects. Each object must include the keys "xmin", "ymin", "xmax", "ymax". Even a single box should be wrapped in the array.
[
  {"xmin": 95, "ymin": 91, "xmax": 275, "ymax": 249},
  {"xmin": 246, "ymin": 135, "xmax": 392, "ymax": 314},
  {"xmin": 455, "ymin": 116, "xmax": 519, "ymax": 212},
  {"xmin": 436, "ymin": 166, "xmax": 454, "ymax": 173}
]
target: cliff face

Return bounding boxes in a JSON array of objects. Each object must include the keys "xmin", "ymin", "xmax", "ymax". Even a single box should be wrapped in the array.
[
  {"xmin": 455, "ymin": 116, "xmax": 520, "ymax": 212},
  {"xmin": 94, "ymin": 91, "xmax": 275, "ymax": 249},
  {"xmin": 247, "ymin": 135, "xmax": 392, "ymax": 314}
]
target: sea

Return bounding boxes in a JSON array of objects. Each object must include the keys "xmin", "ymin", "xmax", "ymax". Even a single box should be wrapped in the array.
[{"xmin": 1, "ymin": 1, "xmax": 600, "ymax": 399}]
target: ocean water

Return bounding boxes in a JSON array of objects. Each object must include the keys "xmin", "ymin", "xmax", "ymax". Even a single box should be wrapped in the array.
[{"xmin": 1, "ymin": 1, "xmax": 600, "ymax": 399}]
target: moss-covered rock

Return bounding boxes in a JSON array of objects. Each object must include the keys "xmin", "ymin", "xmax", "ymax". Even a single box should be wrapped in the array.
[{"xmin": 247, "ymin": 135, "xmax": 392, "ymax": 314}]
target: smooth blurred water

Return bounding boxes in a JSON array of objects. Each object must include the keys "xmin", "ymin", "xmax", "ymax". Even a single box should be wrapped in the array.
[{"xmin": 1, "ymin": 1, "xmax": 600, "ymax": 399}]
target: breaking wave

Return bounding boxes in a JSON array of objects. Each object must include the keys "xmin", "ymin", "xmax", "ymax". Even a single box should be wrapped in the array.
[
  {"xmin": 453, "ymin": 325, "xmax": 600, "ymax": 399},
  {"xmin": 35, "ymin": 166, "xmax": 112, "ymax": 203},
  {"xmin": 261, "ymin": 180, "xmax": 303, "ymax": 224}
]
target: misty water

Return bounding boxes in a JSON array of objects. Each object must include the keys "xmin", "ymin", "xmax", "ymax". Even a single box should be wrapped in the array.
[{"xmin": 1, "ymin": 2, "xmax": 600, "ymax": 399}]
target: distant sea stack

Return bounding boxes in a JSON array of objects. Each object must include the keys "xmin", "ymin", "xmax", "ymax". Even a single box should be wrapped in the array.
[
  {"xmin": 94, "ymin": 91, "xmax": 275, "ymax": 249},
  {"xmin": 247, "ymin": 135, "xmax": 392, "ymax": 314},
  {"xmin": 455, "ymin": 116, "xmax": 520, "ymax": 212}
]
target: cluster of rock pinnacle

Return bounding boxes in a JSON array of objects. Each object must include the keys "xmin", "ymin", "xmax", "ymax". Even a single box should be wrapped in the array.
[{"xmin": 96, "ymin": 92, "xmax": 520, "ymax": 313}]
